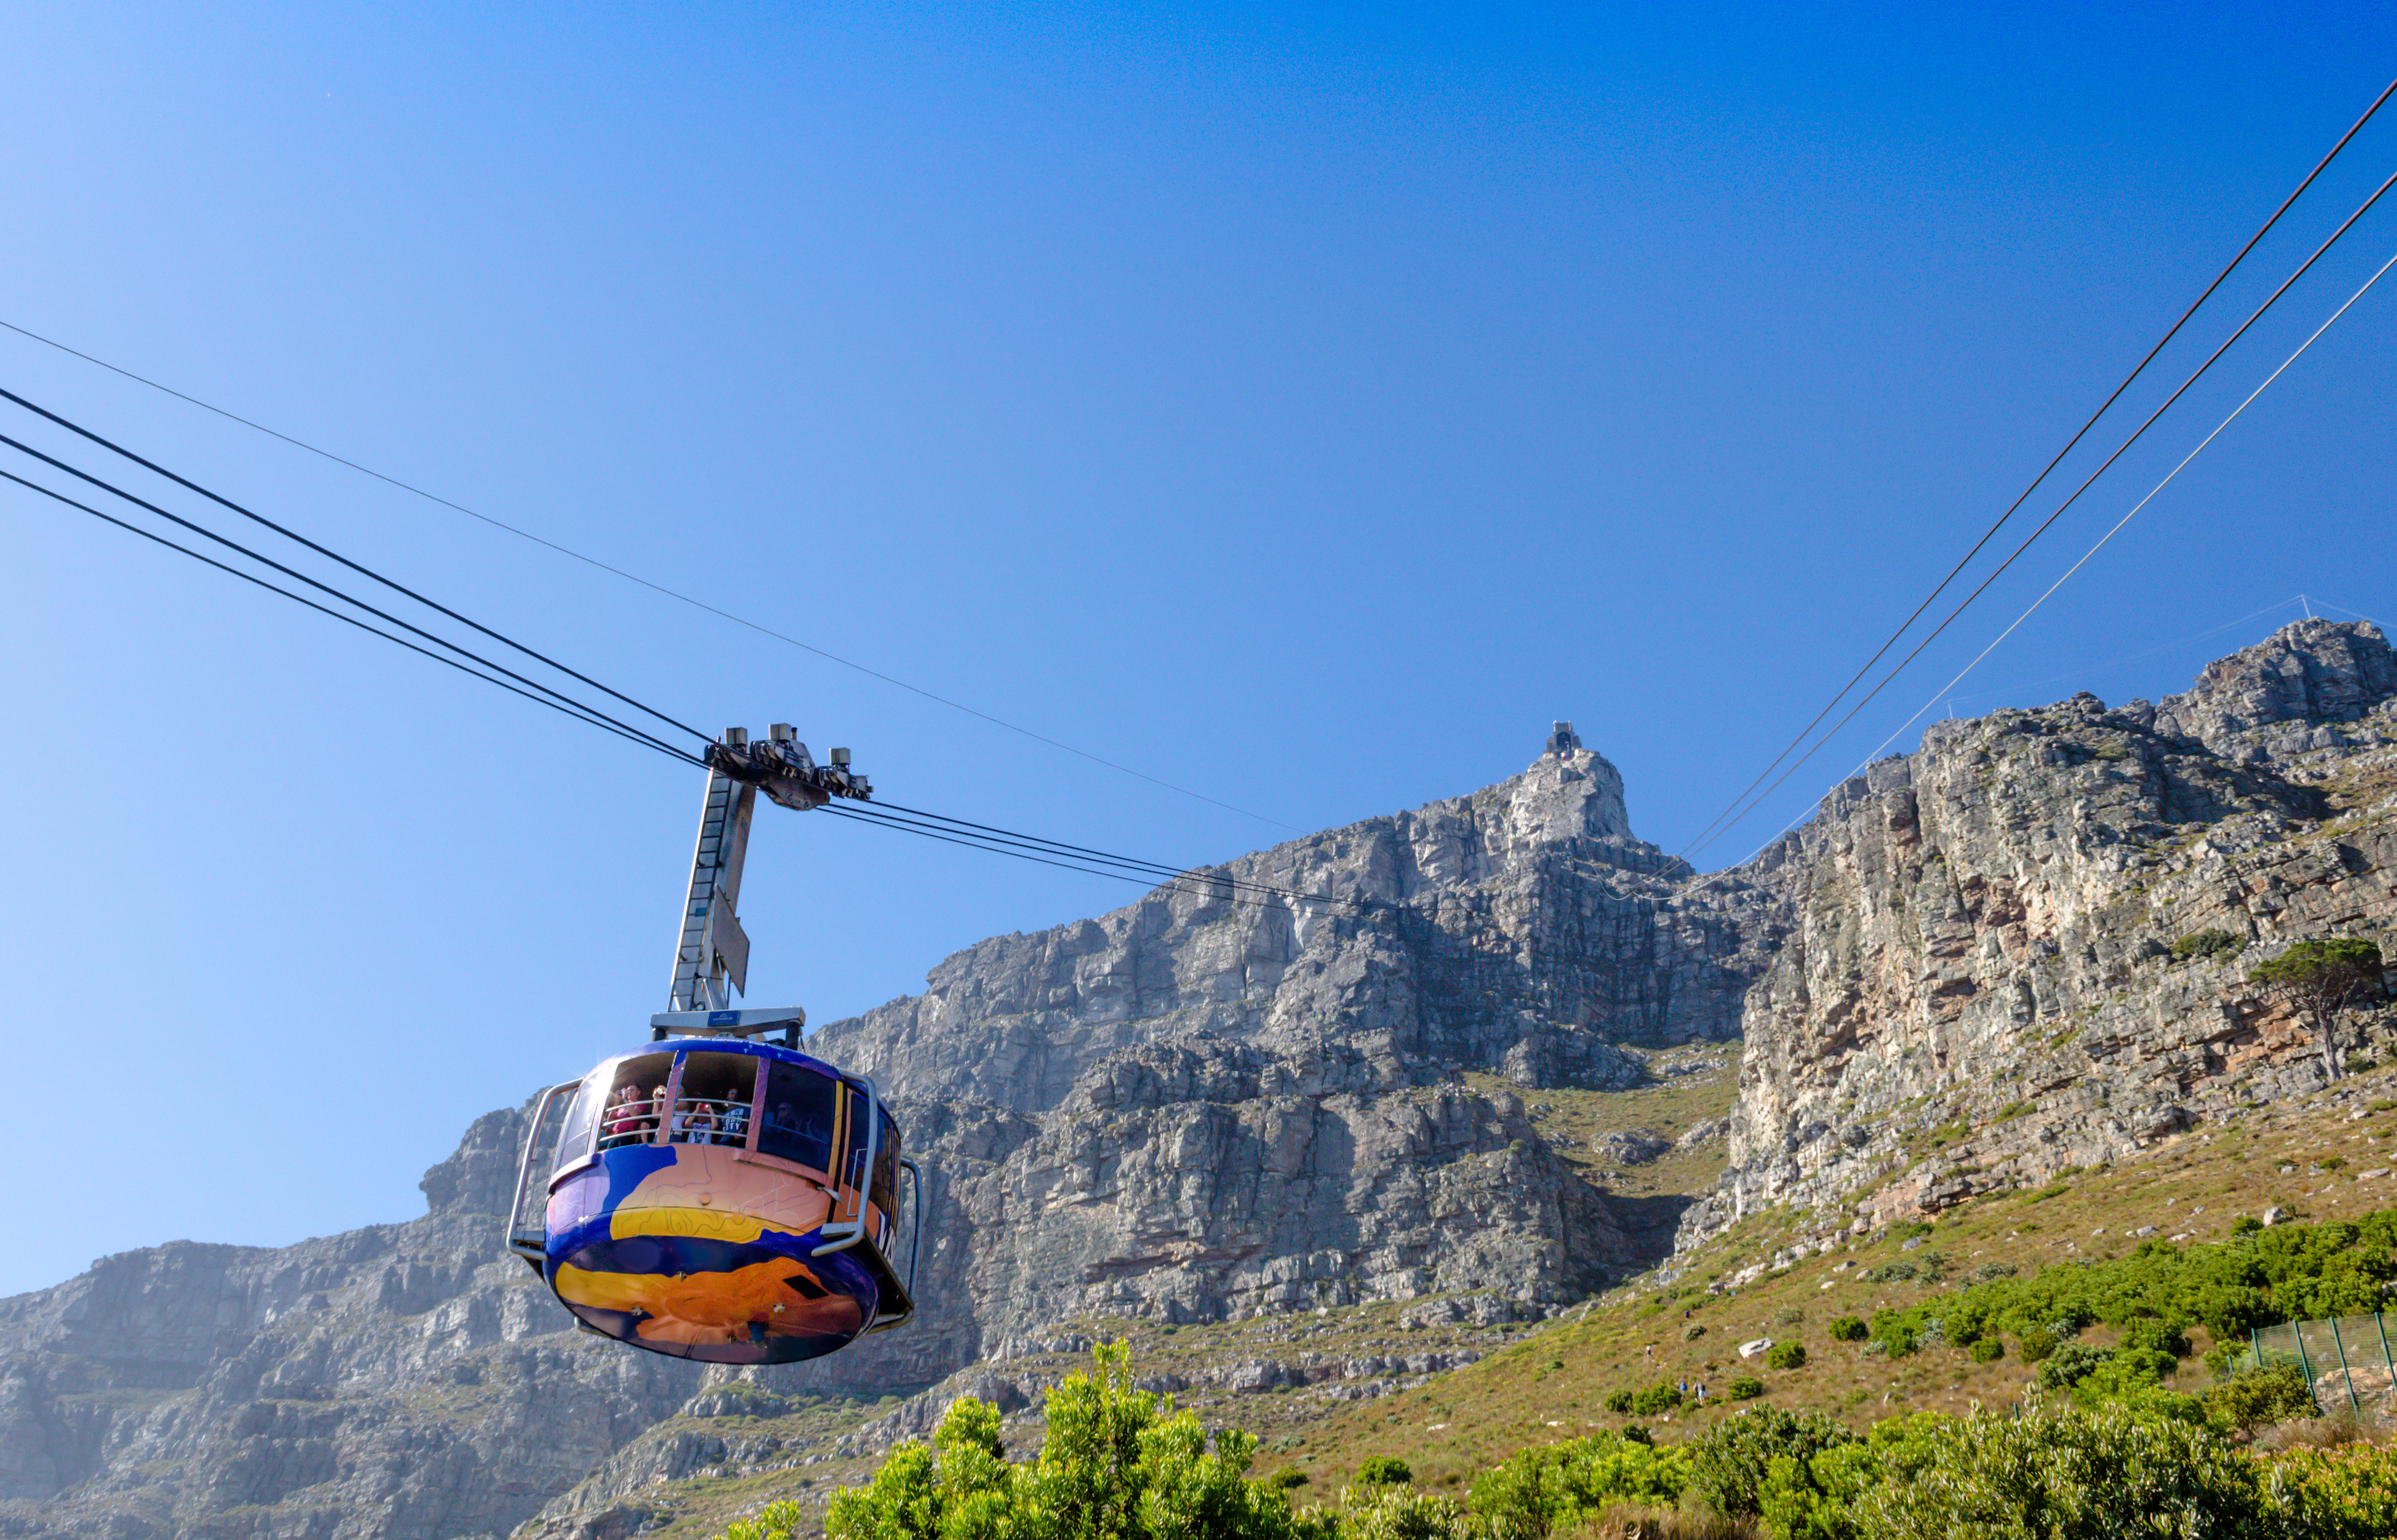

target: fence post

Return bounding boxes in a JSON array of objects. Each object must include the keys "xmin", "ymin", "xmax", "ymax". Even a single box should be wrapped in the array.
[
  {"xmin": 2296, "ymin": 1325, "xmax": 2319, "ymax": 1412},
  {"xmin": 2379, "ymin": 1312, "xmax": 2396, "ymax": 1412},
  {"xmin": 2330, "ymin": 1316, "xmax": 2361, "ymax": 1414}
]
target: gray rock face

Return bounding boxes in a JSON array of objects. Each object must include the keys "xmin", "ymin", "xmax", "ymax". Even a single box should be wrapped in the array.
[
  {"xmin": 1680, "ymin": 619, "xmax": 2397, "ymax": 1250},
  {"xmin": 808, "ymin": 746, "xmax": 1772, "ymax": 1115}
]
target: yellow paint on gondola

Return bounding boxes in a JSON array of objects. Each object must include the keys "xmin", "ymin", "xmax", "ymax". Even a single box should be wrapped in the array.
[
  {"xmin": 608, "ymin": 1204, "xmax": 771, "ymax": 1244},
  {"xmin": 554, "ymin": 1255, "xmax": 864, "ymax": 1347}
]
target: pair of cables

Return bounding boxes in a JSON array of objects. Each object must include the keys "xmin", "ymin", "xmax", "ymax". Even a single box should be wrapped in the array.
[
  {"xmin": 0, "ymin": 393, "xmax": 1351, "ymax": 914},
  {"xmin": 1676, "ymin": 75, "xmax": 2397, "ymax": 867}
]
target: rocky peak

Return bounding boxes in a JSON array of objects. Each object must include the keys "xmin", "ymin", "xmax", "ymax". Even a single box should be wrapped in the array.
[
  {"xmin": 418, "ymin": 1098, "xmax": 540, "ymax": 1218},
  {"xmin": 2153, "ymin": 618, "xmax": 2395, "ymax": 757},
  {"xmin": 1681, "ymin": 618, "xmax": 2397, "ymax": 1252}
]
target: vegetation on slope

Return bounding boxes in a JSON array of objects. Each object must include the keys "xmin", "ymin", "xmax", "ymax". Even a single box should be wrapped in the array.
[{"xmin": 701, "ymin": 1340, "xmax": 2397, "ymax": 1540}]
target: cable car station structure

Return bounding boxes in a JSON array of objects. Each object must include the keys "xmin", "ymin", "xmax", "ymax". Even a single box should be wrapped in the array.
[{"xmin": 504, "ymin": 727, "xmax": 922, "ymax": 1364}]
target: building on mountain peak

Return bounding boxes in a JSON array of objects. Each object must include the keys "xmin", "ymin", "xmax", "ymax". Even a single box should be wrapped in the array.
[{"xmin": 1547, "ymin": 720, "xmax": 1582, "ymax": 757}]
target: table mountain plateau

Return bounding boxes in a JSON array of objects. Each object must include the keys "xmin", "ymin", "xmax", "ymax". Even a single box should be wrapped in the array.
[{"xmin": 4, "ymin": 620, "xmax": 2391, "ymax": 1539}]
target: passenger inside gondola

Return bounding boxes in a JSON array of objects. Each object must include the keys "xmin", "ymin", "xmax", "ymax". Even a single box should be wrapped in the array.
[
  {"xmin": 676, "ymin": 1052, "xmax": 760, "ymax": 1147},
  {"xmin": 596, "ymin": 1054, "xmax": 672, "ymax": 1148}
]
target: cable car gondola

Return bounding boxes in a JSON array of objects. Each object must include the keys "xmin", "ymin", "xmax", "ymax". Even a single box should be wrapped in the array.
[{"xmin": 502, "ymin": 728, "xmax": 922, "ymax": 1364}]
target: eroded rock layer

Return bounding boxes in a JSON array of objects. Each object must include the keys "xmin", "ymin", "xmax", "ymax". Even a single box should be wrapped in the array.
[{"xmin": 1681, "ymin": 619, "xmax": 2397, "ymax": 1264}]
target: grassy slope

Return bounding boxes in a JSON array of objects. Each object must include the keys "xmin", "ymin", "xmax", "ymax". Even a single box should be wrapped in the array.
[{"xmin": 1261, "ymin": 1067, "xmax": 2397, "ymax": 1490}]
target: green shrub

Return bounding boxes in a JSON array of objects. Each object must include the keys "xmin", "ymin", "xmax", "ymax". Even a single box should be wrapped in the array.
[
  {"xmin": 1968, "ymin": 1337, "xmax": 2004, "ymax": 1363},
  {"xmin": 1260, "ymin": 1467, "xmax": 1310, "ymax": 1492},
  {"xmin": 2270, "ymin": 1442, "xmax": 2397, "ymax": 1536},
  {"xmin": 1465, "ymin": 1430, "xmax": 1688, "ymax": 1540},
  {"xmin": 1869, "ymin": 1311, "xmax": 1918, "ymax": 1357},
  {"xmin": 2173, "ymin": 929, "xmax": 2244, "ymax": 963},
  {"xmin": 1685, "ymin": 1405, "xmax": 1856, "ymax": 1517},
  {"xmin": 1766, "ymin": 1341, "xmax": 1808, "ymax": 1371},
  {"xmin": 821, "ymin": 1341, "xmax": 1311, "ymax": 1540},
  {"xmin": 2234, "ymin": 1215, "xmax": 2264, "ymax": 1235},
  {"xmin": 1828, "ymin": 1316, "xmax": 1868, "ymax": 1342},
  {"xmin": 1336, "ymin": 1484, "xmax": 1463, "ymax": 1540},
  {"xmin": 1357, "ymin": 1457, "xmax": 1412, "ymax": 1487},
  {"xmin": 2121, "ymin": 1318, "xmax": 2192, "ymax": 1358},
  {"xmin": 719, "ymin": 1501, "xmax": 807, "ymax": 1540},
  {"xmin": 1601, "ymin": 1389, "xmax": 1634, "ymax": 1415},
  {"xmin": 1727, "ymin": 1376, "xmax": 1764, "ymax": 1400},
  {"xmin": 2201, "ymin": 1361, "xmax": 2316, "ymax": 1433},
  {"xmin": 2018, "ymin": 1328, "xmax": 2058, "ymax": 1363},
  {"xmin": 1847, "ymin": 1405, "xmax": 2275, "ymax": 1537},
  {"xmin": 1680, "ymin": 1322, "xmax": 1706, "ymax": 1341},
  {"xmin": 1628, "ymin": 1383, "xmax": 1683, "ymax": 1417},
  {"xmin": 2069, "ymin": 1347, "xmax": 2178, "ymax": 1406},
  {"xmin": 2034, "ymin": 1340, "xmax": 2113, "ymax": 1391}
]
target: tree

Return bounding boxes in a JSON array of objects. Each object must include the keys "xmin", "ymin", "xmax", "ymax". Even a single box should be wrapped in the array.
[
  {"xmin": 2249, "ymin": 939, "xmax": 2385, "ymax": 1081},
  {"xmin": 821, "ymin": 1342, "xmax": 1325, "ymax": 1540}
]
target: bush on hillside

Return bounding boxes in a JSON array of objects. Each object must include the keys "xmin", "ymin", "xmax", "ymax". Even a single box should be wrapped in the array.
[
  {"xmin": 1827, "ymin": 1316, "xmax": 1867, "ymax": 1342},
  {"xmin": 2173, "ymin": 929, "xmax": 2244, "ymax": 963},
  {"xmin": 1727, "ymin": 1377, "xmax": 1764, "ymax": 1401},
  {"xmin": 1685, "ymin": 1406, "xmax": 1856, "ymax": 1517},
  {"xmin": 2120, "ymin": 1317, "xmax": 2192, "ymax": 1358},
  {"xmin": 821, "ymin": 1341, "xmax": 1318, "ymax": 1540},
  {"xmin": 1465, "ymin": 1430, "xmax": 1688, "ymax": 1540},
  {"xmin": 2202, "ymin": 1361, "xmax": 2317, "ymax": 1434},
  {"xmin": 1357, "ymin": 1458, "xmax": 1412, "ymax": 1488},
  {"xmin": 1846, "ymin": 1405, "xmax": 2275, "ymax": 1538},
  {"xmin": 1629, "ymin": 1383, "xmax": 1684, "ymax": 1416},
  {"xmin": 1968, "ymin": 1337, "xmax": 2004, "ymax": 1363},
  {"xmin": 719, "ymin": 1501, "xmax": 807, "ymax": 1540},
  {"xmin": 1336, "ymin": 1483, "xmax": 1464, "ymax": 1540},
  {"xmin": 1853, "ymin": 1211, "xmax": 2397, "ymax": 1373},
  {"xmin": 1602, "ymin": 1389, "xmax": 1636, "ymax": 1415},
  {"xmin": 2034, "ymin": 1340, "xmax": 2114, "ymax": 1391},
  {"xmin": 2269, "ymin": 1442, "xmax": 2397, "ymax": 1535},
  {"xmin": 1765, "ymin": 1341, "xmax": 1807, "ymax": 1371}
]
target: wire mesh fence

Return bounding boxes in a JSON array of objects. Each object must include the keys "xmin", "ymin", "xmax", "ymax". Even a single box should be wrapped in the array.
[{"xmin": 2249, "ymin": 1312, "xmax": 2397, "ymax": 1416}]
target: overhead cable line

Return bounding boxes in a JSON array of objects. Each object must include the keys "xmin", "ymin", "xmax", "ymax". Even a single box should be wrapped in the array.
[
  {"xmin": 0, "ymin": 385, "xmax": 713, "ymax": 748},
  {"xmin": 836, "ymin": 798, "xmax": 1358, "ymax": 911},
  {"xmin": 1934, "ymin": 594, "xmax": 2309, "ymax": 711},
  {"xmin": 4, "ymin": 433, "xmax": 1313, "ymax": 902},
  {"xmin": 1674, "ymin": 74, "xmax": 2397, "ymax": 862},
  {"xmin": 0, "ymin": 322, "xmax": 1301, "ymax": 834},
  {"xmin": 858, "ymin": 799, "xmax": 1361, "ymax": 910},
  {"xmin": 1681, "ymin": 158, "xmax": 2397, "ymax": 865},
  {"xmin": 8, "ymin": 436, "xmax": 1313, "ymax": 905},
  {"xmin": 1823, "ymin": 245, "xmax": 2397, "ymax": 799},
  {"xmin": 1, "ymin": 467, "xmax": 707, "ymax": 766},
  {"xmin": 821, "ymin": 805, "xmax": 1357, "ymax": 915},
  {"xmin": 0, "ymin": 432, "xmax": 703, "ymax": 763}
]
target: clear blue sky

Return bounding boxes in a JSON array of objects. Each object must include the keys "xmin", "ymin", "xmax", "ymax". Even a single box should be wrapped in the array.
[{"xmin": 3, "ymin": 3, "xmax": 2392, "ymax": 1296}]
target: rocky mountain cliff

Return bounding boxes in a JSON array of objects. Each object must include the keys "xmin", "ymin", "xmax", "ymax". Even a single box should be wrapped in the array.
[
  {"xmin": 1680, "ymin": 618, "xmax": 2397, "ymax": 1265},
  {"xmin": 5, "ymin": 621, "xmax": 2392, "ymax": 1540}
]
